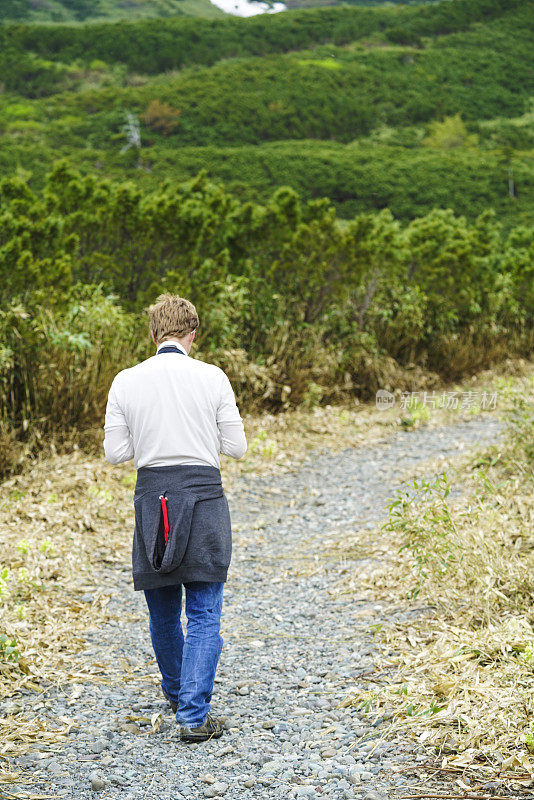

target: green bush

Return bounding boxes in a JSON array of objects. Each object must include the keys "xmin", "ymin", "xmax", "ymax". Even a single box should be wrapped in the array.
[
  {"xmin": 0, "ymin": 165, "xmax": 531, "ymax": 477},
  {"xmin": 0, "ymin": 49, "xmax": 72, "ymax": 98}
]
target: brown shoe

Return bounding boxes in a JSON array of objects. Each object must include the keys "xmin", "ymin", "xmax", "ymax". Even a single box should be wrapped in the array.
[
  {"xmin": 162, "ymin": 688, "xmax": 178, "ymax": 714},
  {"xmin": 180, "ymin": 713, "xmax": 224, "ymax": 743}
]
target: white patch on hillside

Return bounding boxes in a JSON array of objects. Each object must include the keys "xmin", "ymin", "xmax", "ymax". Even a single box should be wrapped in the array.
[{"xmin": 210, "ymin": 0, "xmax": 286, "ymax": 16}]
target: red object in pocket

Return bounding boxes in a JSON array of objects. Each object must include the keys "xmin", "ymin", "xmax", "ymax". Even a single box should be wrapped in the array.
[{"xmin": 159, "ymin": 495, "xmax": 169, "ymax": 543}]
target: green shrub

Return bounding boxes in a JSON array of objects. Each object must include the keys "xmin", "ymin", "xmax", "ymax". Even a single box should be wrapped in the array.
[
  {"xmin": 0, "ymin": 633, "xmax": 19, "ymax": 663},
  {"xmin": 0, "ymin": 164, "xmax": 532, "ymax": 477}
]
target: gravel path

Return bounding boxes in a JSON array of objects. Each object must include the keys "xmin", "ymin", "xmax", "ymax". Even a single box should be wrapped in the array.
[{"xmin": 8, "ymin": 416, "xmax": 503, "ymax": 800}]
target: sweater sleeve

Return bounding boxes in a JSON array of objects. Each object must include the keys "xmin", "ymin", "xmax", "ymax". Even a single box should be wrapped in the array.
[
  {"xmin": 103, "ymin": 379, "xmax": 134, "ymax": 464},
  {"xmin": 216, "ymin": 372, "xmax": 247, "ymax": 460}
]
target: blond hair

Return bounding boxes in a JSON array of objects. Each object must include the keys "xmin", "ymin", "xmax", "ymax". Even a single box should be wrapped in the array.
[{"xmin": 148, "ymin": 294, "xmax": 199, "ymax": 345}]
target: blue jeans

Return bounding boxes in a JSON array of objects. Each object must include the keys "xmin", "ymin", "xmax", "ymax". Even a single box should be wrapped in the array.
[{"xmin": 144, "ymin": 582, "xmax": 224, "ymax": 727}]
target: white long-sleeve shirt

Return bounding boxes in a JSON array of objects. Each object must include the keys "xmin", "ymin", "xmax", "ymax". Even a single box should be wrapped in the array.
[{"xmin": 103, "ymin": 340, "xmax": 247, "ymax": 468}]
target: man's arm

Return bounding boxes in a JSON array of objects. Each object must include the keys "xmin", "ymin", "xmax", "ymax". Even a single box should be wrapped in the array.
[
  {"xmin": 217, "ymin": 372, "xmax": 247, "ymax": 459},
  {"xmin": 104, "ymin": 380, "xmax": 134, "ymax": 464}
]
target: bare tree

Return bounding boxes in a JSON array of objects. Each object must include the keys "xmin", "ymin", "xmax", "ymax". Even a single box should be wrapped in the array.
[{"xmin": 120, "ymin": 112, "xmax": 142, "ymax": 168}]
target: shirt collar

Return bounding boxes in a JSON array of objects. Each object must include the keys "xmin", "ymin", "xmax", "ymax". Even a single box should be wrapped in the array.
[{"xmin": 156, "ymin": 339, "xmax": 188, "ymax": 356}]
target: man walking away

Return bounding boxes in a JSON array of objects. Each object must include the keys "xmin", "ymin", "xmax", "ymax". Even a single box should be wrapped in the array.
[{"xmin": 103, "ymin": 294, "xmax": 247, "ymax": 742}]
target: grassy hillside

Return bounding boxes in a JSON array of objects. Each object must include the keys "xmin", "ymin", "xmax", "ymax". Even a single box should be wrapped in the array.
[
  {"xmin": 2, "ymin": 136, "xmax": 531, "ymax": 224},
  {"xmin": 0, "ymin": 0, "xmax": 460, "ymax": 23},
  {"xmin": 4, "ymin": 0, "xmax": 523, "ymax": 72},
  {"xmin": 0, "ymin": 0, "xmax": 531, "ymax": 226},
  {"xmin": 0, "ymin": 0, "xmax": 532, "ymax": 474},
  {"xmin": 0, "ymin": 0, "xmax": 224, "ymax": 23}
]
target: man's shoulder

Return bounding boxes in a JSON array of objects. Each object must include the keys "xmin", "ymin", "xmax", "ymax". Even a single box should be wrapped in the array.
[
  {"xmin": 112, "ymin": 355, "xmax": 226, "ymax": 383},
  {"xmin": 190, "ymin": 356, "xmax": 226, "ymax": 377},
  {"xmin": 187, "ymin": 357, "xmax": 231, "ymax": 389}
]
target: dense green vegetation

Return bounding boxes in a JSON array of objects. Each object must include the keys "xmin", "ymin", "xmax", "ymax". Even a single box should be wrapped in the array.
[
  {"xmin": 3, "ymin": 0, "xmax": 524, "ymax": 74},
  {"xmin": 24, "ymin": 36, "xmax": 532, "ymax": 140},
  {"xmin": 0, "ymin": 0, "xmax": 531, "ymax": 226},
  {"xmin": 1, "ymin": 165, "xmax": 532, "ymax": 474},
  {"xmin": 2, "ymin": 137, "xmax": 530, "ymax": 224},
  {"xmin": 0, "ymin": 0, "xmax": 223, "ymax": 24},
  {"xmin": 285, "ymin": 0, "xmax": 429, "ymax": 7},
  {"xmin": 0, "ymin": 0, "xmax": 532, "ymax": 474},
  {"xmin": 0, "ymin": 0, "xmax": 426, "ymax": 22}
]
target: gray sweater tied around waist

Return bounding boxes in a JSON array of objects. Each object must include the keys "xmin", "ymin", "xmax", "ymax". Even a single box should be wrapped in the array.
[{"xmin": 132, "ymin": 464, "xmax": 232, "ymax": 591}]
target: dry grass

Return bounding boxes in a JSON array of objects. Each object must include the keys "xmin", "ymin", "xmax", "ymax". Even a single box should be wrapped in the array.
[
  {"xmin": 333, "ymin": 370, "xmax": 534, "ymax": 792},
  {"xmin": 0, "ymin": 453, "xmax": 133, "ymax": 785},
  {"xmin": 0, "ymin": 357, "xmax": 532, "ymax": 790}
]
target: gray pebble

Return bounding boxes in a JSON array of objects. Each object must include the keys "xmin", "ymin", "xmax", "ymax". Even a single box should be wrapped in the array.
[
  {"xmin": 349, "ymin": 768, "xmax": 362, "ymax": 785},
  {"xmin": 321, "ymin": 749, "xmax": 337, "ymax": 759},
  {"xmin": 89, "ymin": 739, "xmax": 107, "ymax": 754}
]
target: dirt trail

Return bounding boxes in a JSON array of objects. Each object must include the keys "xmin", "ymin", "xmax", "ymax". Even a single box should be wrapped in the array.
[{"xmin": 5, "ymin": 416, "xmax": 504, "ymax": 800}]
